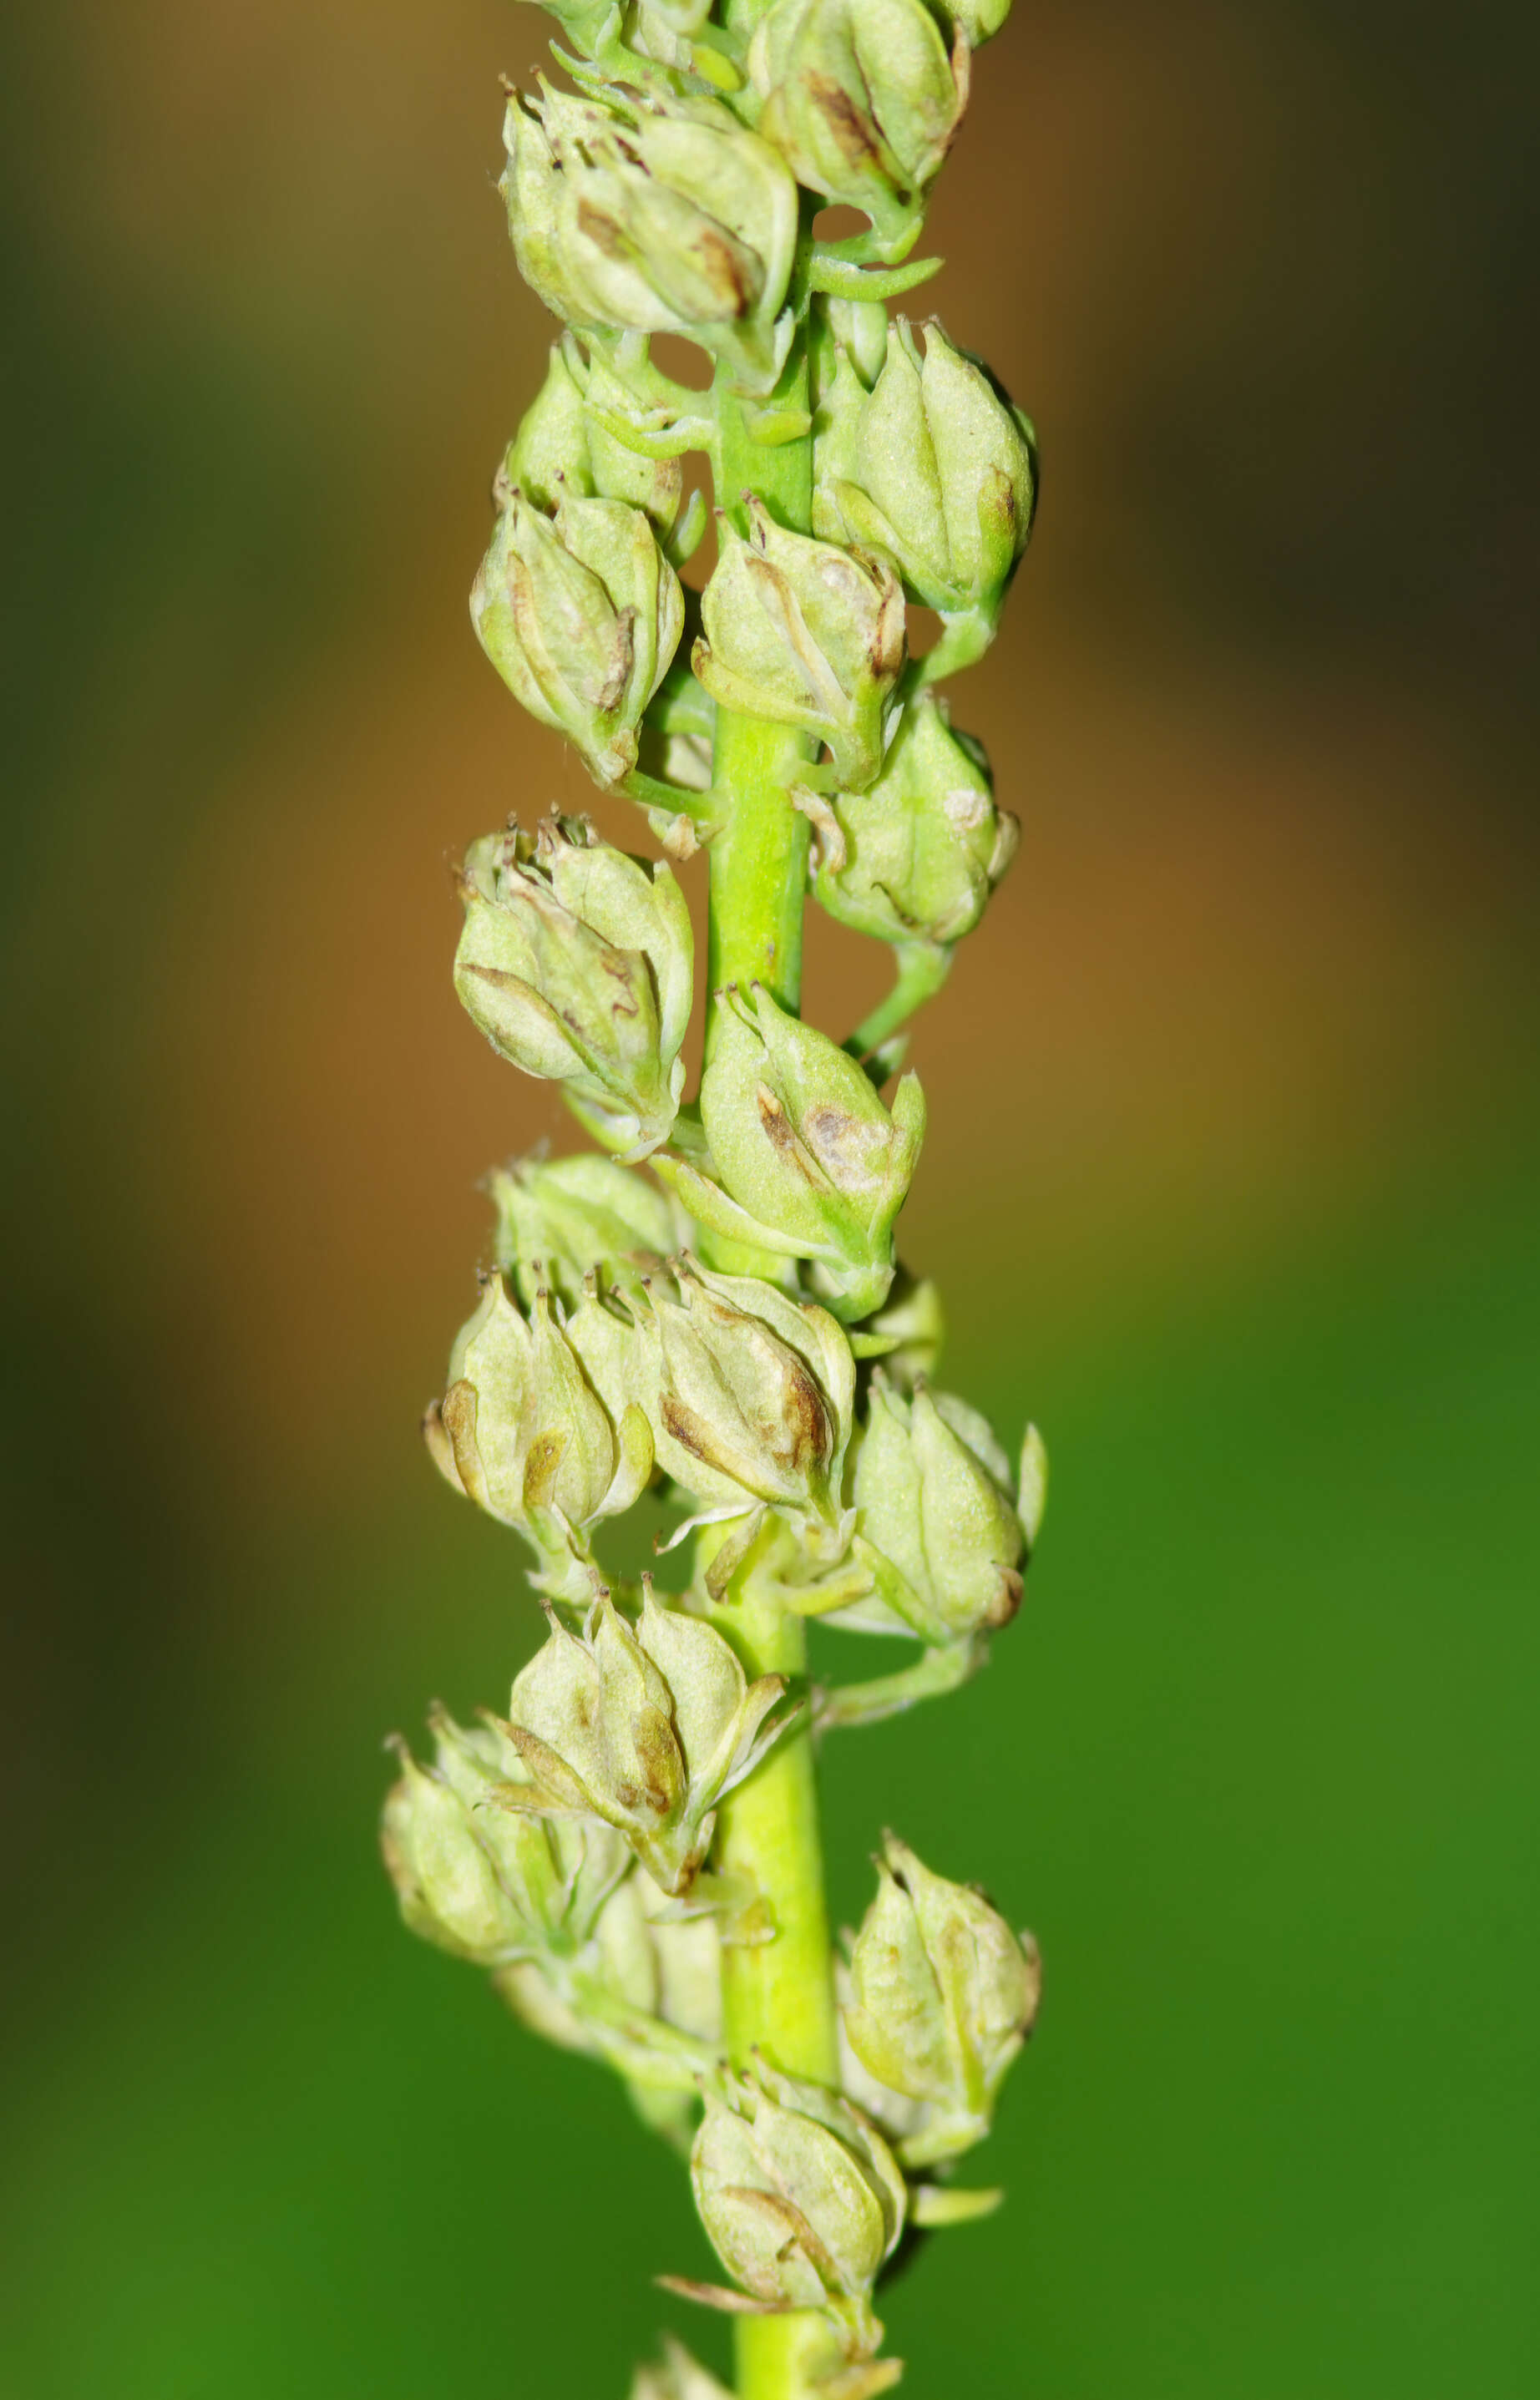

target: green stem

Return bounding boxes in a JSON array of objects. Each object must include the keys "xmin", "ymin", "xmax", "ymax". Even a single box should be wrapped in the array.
[
  {"xmin": 706, "ymin": 709, "xmax": 814, "ymax": 1024},
  {"xmin": 703, "ymin": 1570, "xmax": 843, "ymax": 2400},
  {"xmin": 703, "ymin": 348, "xmax": 841, "ymax": 2400},
  {"xmin": 707, "ymin": 1583, "xmax": 836, "ymax": 2083},
  {"xmin": 706, "ymin": 356, "xmax": 817, "ymax": 1035}
]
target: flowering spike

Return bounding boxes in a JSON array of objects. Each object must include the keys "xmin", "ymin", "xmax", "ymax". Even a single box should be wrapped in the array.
[{"xmin": 388, "ymin": 12, "xmax": 1054, "ymax": 2392}]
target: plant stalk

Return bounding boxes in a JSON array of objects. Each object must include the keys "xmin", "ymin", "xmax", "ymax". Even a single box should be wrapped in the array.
[{"xmin": 702, "ymin": 357, "xmax": 840, "ymax": 2400}]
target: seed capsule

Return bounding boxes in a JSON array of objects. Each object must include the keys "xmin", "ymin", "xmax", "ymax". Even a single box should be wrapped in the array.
[
  {"xmin": 691, "ymin": 499, "xmax": 904, "ymax": 793},
  {"xmin": 690, "ymin": 2060, "xmax": 907, "ymax": 2357},
  {"xmin": 666, "ymin": 981, "xmax": 924, "ymax": 1322},
  {"xmin": 634, "ymin": 1255, "xmax": 855, "ymax": 1525},
  {"xmin": 820, "ymin": 318, "xmax": 1036, "ymax": 677},
  {"xmin": 848, "ymin": 1372, "xmax": 1025, "ymax": 1640},
  {"xmin": 380, "ymin": 1708, "xmax": 628, "ymax": 1967},
  {"xmin": 425, "ymin": 1270, "xmax": 653, "ymax": 1600},
  {"xmin": 490, "ymin": 1152, "xmax": 681, "ymax": 1311},
  {"xmin": 749, "ymin": 0, "xmax": 968, "ymax": 264},
  {"xmin": 843, "ymin": 1833, "xmax": 1041, "ymax": 2166},
  {"xmin": 498, "ymin": 1585, "xmax": 794, "ymax": 1894},
  {"xmin": 453, "ymin": 817, "xmax": 692, "ymax": 1162},
  {"xmin": 814, "ymin": 691, "xmax": 1018, "ymax": 951},
  {"xmin": 502, "ymin": 83, "xmax": 799, "ymax": 394},
  {"xmin": 471, "ymin": 485, "xmax": 684, "ymax": 787},
  {"xmin": 499, "ymin": 342, "xmax": 685, "ymax": 539}
]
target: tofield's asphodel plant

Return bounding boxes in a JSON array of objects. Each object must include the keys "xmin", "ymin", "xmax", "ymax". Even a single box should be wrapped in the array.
[{"xmin": 382, "ymin": 5, "xmax": 1046, "ymax": 2392}]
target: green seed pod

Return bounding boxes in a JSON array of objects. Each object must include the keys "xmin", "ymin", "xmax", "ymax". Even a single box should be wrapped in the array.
[
  {"xmin": 826, "ymin": 319, "xmax": 1036, "ymax": 668},
  {"xmin": 633, "ymin": 1255, "xmax": 855, "ymax": 1524},
  {"xmin": 453, "ymin": 818, "xmax": 692, "ymax": 1161},
  {"xmin": 471, "ymin": 486, "xmax": 684, "ymax": 787},
  {"xmin": 749, "ymin": 0, "xmax": 968, "ymax": 263},
  {"xmin": 499, "ymin": 344, "xmax": 684, "ymax": 539},
  {"xmin": 380, "ymin": 1709, "xmax": 629, "ymax": 1967},
  {"xmin": 499, "ymin": 1585, "xmax": 793, "ymax": 1893},
  {"xmin": 843, "ymin": 1833, "xmax": 1041, "ymax": 2165},
  {"xmin": 424, "ymin": 1271, "xmax": 653, "ymax": 1597},
  {"xmin": 814, "ymin": 691, "xmax": 1018, "ymax": 950},
  {"xmin": 490, "ymin": 1151, "xmax": 681, "ymax": 1311},
  {"xmin": 690, "ymin": 2060, "xmax": 906, "ymax": 2357},
  {"xmin": 631, "ymin": 2340, "xmax": 734, "ymax": 2400},
  {"xmin": 851, "ymin": 1373, "xmax": 1024, "ymax": 1638},
  {"xmin": 502, "ymin": 83, "xmax": 799, "ymax": 394},
  {"xmin": 691, "ymin": 499, "xmax": 904, "ymax": 792},
  {"xmin": 668, "ymin": 980, "xmax": 925, "ymax": 1322}
]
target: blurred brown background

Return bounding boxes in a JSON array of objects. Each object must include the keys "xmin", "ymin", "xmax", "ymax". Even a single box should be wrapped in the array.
[{"xmin": 4, "ymin": 4, "xmax": 1538, "ymax": 2395}]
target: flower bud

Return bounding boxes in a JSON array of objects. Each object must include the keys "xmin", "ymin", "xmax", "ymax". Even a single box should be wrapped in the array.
[
  {"xmin": 502, "ymin": 83, "xmax": 798, "ymax": 394},
  {"xmin": 823, "ymin": 319, "xmax": 1036, "ymax": 670},
  {"xmin": 499, "ymin": 343, "xmax": 684, "ymax": 539},
  {"xmin": 490, "ymin": 1151, "xmax": 681, "ymax": 1310},
  {"xmin": 453, "ymin": 817, "xmax": 692, "ymax": 1160},
  {"xmin": 380, "ymin": 1708, "xmax": 629, "ymax": 1967},
  {"xmin": 749, "ymin": 0, "xmax": 967, "ymax": 264},
  {"xmin": 850, "ymin": 1373, "xmax": 1023, "ymax": 1638},
  {"xmin": 843, "ymin": 1834, "xmax": 1041, "ymax": 2165},
  {"xmin": 671, "ymin": 981, "xmax": 925, "ymax": 1322},
  {"xmin": 814, "ymin": 691, "xmax": 1018, "ymax": 950},
  {"xmin": 633, "ymin": 1255, "xmax": 855, "ymax": 1524},
  {"xmin": 499, "ymin": 1585, "xmax": 794, "ymax": 1893},
  {"xmin": 424, "ymin": 1270, "xmax": 653, "ymax": 1597},
  {"xmin": 471, "ymin": 487, "xmax": 684, "ymax": 787},
  {"xmin": 631, "ymin": 2341, "xmax": 733, "ymax": 2400},
  {"xmin": 690, "ymin": 2061, "xmax": 906, "ymax": 2356},
  {"xmin": 691, "ymin": 499, "xmax": 904, "ymax": 792}
]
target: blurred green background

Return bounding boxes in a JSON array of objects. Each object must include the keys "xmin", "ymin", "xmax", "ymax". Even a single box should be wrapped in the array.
[{"xmin": 4, "ymin": 2, "xmax": 1538, "ymax": 2392}]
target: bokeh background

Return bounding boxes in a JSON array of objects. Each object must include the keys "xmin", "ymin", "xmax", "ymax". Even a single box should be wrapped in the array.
[{"xmin": 5, "ymin": 2, "xmax": 1538, "ymax": 2392}]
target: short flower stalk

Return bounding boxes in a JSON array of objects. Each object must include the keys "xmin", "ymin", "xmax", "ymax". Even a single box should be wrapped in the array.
[{"xmin": 384, "ymin": 6, "xmax": 1046, "ymax": 2392}]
